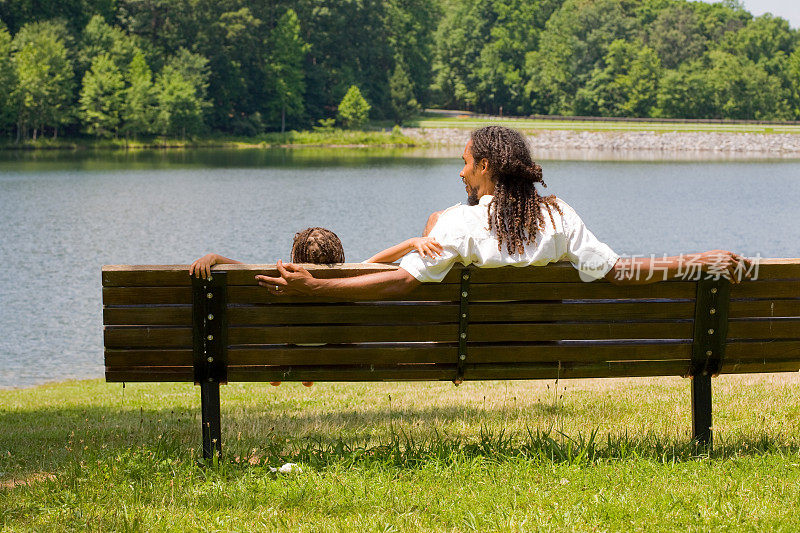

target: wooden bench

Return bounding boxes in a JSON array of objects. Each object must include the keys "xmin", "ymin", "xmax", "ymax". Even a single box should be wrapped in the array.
[{"xmin": 102, "ymin": 260, "xmax": 800, "ymax": 459}]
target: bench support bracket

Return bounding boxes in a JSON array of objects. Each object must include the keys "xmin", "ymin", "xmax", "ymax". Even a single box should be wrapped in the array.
[
  {"xmin": 455, "ymin": 267, "xmax": 471, "ymax": 383},
  {"xmin": 689, "ymin": 277, "xmax": 731, "ymax": 447},
  {"xmin": 200, "ymin": 380, "xmax": 222, "ymax": 461},
  {"xmin": 192, "ymin": 273, "xmax": 229, "ymax": 460}
]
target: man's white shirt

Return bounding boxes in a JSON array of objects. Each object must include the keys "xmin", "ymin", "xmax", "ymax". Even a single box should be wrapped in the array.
[{"xmin": 398, "ymin": 195, "xmax": 620, "ymax": 283}]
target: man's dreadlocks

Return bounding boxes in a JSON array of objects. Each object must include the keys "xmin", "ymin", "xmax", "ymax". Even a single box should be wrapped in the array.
[
  {"xmin": 291, "ymin": 227, "xmax": 345, "ymax": 264},
  {"xmin": 470, "ymin": 126, "xmax": 562, "ymax": 254}
]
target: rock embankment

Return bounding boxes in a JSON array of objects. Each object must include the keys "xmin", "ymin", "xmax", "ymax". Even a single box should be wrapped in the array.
[{"xmin": 403, "ymin": 127, "xmax": 800, "ymax": 155}]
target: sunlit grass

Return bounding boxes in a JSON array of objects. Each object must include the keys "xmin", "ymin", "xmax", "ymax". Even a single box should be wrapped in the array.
[
  {"xmin": 2, "ymin": 374, "xmax": 800, "ymax": 530},
  {"xmin": 0, "ymin": 129, "xmax": 422, "ymax": 151},
  {"xmin": 413, "ymin": 115, "xmax": 800, "ymax": 134}
]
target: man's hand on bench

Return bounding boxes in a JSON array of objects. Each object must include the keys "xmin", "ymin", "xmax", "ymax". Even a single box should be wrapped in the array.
[
  {"xmin": 605, "ymin": 249, "xmax": 754, "ymax": 285},
  {"xmin": 256, "ymin": 260, "xmax": 314, "ymax": 295},
  {"xmin": 256, "ymin": 260, "xmax": 421, "ymax": 300}
]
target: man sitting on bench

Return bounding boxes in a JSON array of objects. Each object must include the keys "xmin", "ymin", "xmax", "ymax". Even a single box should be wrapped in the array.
[{"xmin": 257, "ymin": 126, "xmax": 752, "ymax": 296}]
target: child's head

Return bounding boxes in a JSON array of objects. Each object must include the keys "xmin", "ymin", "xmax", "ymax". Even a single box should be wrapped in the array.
[{"xmin": 291, "ymin": 227, "xmax": 345, "ymax": 264}]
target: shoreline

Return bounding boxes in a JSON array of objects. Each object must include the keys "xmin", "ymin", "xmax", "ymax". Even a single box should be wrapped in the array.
[
  {"xmin": 3, "ymin": 127, "xmax": 800, "ymax": 158},
  {"xmin": 404, "ymin": 128, "xmax": 800, "ymax": 157}
]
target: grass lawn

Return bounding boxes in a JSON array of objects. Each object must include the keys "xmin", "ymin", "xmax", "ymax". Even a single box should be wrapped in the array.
[
  {"xmin": 0, "ymin": 128, "xmax": 421, "ymax": 151},
  {"xmin": 413, "ymin": 115, "xmax": 800, "ymax": 135},
  {"xmin": 2, "ymin": 374, "xmax": 800, "ymax": 531}
]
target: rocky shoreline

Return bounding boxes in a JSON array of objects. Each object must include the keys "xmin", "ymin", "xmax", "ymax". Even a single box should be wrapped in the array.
[{"xmin": 403, "ymin": 127, "xmax": 800, "ymax": 156}]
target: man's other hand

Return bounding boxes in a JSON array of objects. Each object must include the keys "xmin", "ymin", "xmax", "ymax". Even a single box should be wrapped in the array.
[
  {"xmin": 696, "ymin": 249, "xmax": 753, "ymax": 284},
  {"xmin": 255, "ymin": 260, "xmax": 315, "ymax": 295}
]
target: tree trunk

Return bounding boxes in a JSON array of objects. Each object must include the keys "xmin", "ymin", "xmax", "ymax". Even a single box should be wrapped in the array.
[
  {"xmin": 33, "ymin": 128, "xmax": 37, "ymax": 141},
  {"xmin": 53, "ymin": 127, "xmax": 57, "ymax": 139},
  {"xmin": 15, "ymin": 122, "xmax": 20, "ymax": 144},
  {"xmin": 281, "ymin": 106, "xmax": 286, "ymax": 134}
]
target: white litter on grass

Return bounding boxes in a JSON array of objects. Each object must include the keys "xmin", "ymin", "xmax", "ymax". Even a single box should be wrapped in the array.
[{"xmin": 269, "ymin": 463, "xmax": 301, "ymax": 474}]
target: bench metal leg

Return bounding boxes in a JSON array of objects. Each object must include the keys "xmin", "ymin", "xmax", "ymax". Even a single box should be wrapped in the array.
[
  {"xmin": 201, "ymin": 381, "xmax": 222, "ymax": 460},
  {"xmin": 691, "ymin": 374, "xmax": 712, "ymax": 447}
]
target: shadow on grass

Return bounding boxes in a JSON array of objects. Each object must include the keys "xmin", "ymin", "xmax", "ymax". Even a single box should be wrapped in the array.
[{"xmin": 1, "ymin": 400, "xmax": 799, "ymax": 479}]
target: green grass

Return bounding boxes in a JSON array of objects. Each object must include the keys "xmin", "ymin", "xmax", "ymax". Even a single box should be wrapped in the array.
[
  {"xmin": 3, "ymin": 374, "xmax": 800, "ymax": 531},
  {"xmin": 0, "ymin": 128, "xmax": 421, "ymax": 151},
  {"xmin": 412, "ymin": 115, "xmax": 800, "ymax": 134}
]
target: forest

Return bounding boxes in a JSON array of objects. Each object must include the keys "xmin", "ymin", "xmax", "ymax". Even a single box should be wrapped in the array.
[{"xmin": 1, "ymin": 0, "xmax": 799, "ymax": 140}]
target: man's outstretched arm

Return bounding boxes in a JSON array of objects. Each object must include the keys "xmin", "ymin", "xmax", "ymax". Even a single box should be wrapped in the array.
[
  {"xmin": 255, "ymin": 260, "xmax": 421, "ymax": 299},
  {"xmin": 604, "ymin": 249, "xmax": 753, "ymax": 285}
]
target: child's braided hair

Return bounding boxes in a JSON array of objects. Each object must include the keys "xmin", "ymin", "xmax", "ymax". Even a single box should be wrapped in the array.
[{"xmin": 291, "ymin": 227, "xmax": 345, "ymax": 264}]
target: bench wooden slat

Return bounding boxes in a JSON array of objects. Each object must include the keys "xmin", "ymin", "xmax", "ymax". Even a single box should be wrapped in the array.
[
  {"xmin": 725, "ymin": 340, "xmax": 800, "ymax": 360},
  {"xmin": 728, "ymin": 300, "xmax": 800, "ymax": 318},
  {"xmin": 226, "ymin": 284, "xmax": 458, "ymax": 303},
  {"xmin": 105, "ymin": 367, "xmax": 193, "ymax": 382},
  {"xmin": 224, "ymin": 343, "xmax": 691, "ymax": 366},
  {"xmin": 469, "ymin": 282, "xmax": 696, "ymax": 300},
  {"xmin": 103, "ymin": 307, "xmax": 193, "ymax": 326},
  {"xmin": 104, "ymin": 342, "xmax": 694, "ymax": 368},
  {"xmin": 224, "ymin": 282, "xmax": 696, "ymax": 304},
  {"xmin": 720, "ymin": 360, "xmax": 800, "ymax": 374},
  {"xmin": 469, "ymin": 301, "xmax": 695, "ymax": 321},
  {"xmin": 224, "ymin": 360, "xmax": 691, "ymax": 382},
  {"xmin": 464, "ymin": 360, "xmax": 690, "ymax": 379},
  {"xmin": 101, "ymin": 260, "xmax": 800, "ymax": 288},
  {"xmin": 729, "ymin": 281, "xmax": 800, "ymax": 298},
  {"xmin": 226, "ymin": 321, "xmax": 692, "ymax": 345},
  {"xmin": 103, "ymin": 287, "xmax": 192, "ymax": 305},
  {"xmin": 468, "ymin": 343, "xmax": 692, "ymax": 363},
  {"xmin": 102, "ymin": 358, "xmax": 800, "ymax": 382},
  {"xmin": 222, "ymin": 301, "xmax": 696, "ymax": 326},
  {"xmin": 227, "ymin": 303, "xmax": 459, "ymax": 325},
  {"xmin": 227, "ymin": 365, "xmax": 455, "ymax": 382},
  {"xmin": 103, "ymin": 340, "xmax": 797, "ymax": 372},
  {"xmin": 105, "ymin": 349, "xmax": 193, "ymax": 366},
  {"xmin": 228, "ymin": 324, "xmax": 458, "ymax": 344},
  {"xmin": 470, "ymin": 322, "xmax": 693, "ymax": 341},
  {"xmin": 726, "ymin": 319, "xmax": 800, "ymax": 339},
  {"xmin": 748, "ymin": 260, "xmax": 800, "ymax": 281},
  {"xmin": 104, "ymin": 327, "xmax": 192, "ymax": 348}
]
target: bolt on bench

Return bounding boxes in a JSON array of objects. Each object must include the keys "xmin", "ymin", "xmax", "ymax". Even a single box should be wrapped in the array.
[{"xmin": 102, "ymin": 260, "xmax": 800, "ymax": 459}]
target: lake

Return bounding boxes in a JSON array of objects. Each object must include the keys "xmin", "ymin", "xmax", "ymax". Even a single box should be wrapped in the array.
[{"xmin": 1, "ymin": 148, "xmax": 799, "ymax": 388}]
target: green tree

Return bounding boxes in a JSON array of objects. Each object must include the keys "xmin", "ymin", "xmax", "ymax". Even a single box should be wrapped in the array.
[
  {"xmin": 657, "ymin": 50, "xmax": 789, "ymax": 119},
  {"xmin": 525, "ymin": 0, "xmax": 636, "ymax": 114},
  {"xmin": 655, "ymin": 65, "xmax": 714, "ymax": 119},
  {"xmin": 12, "ymin": 21, "xmax": 75, "ymax": 140},
  {"xmin": 644, "ymin": 4, "xmax": 707, "ymax": 69},
  {"xmin": 337, "ymin": 85, "xmax": 370, "ymax": 129},
  {"xmin": 164, "ymin": 49, "xmax": 210, "ymax": 102},
  {"xmin": 121, "ymin": 50, "xmax": 156, "ymax": 138},
  {"xmin": 0, "ymin": 24, "xmax": 18, "ymax": 134},
  {"xmin": 720, "ymin": 13, "xmax": 797, "ymax": 66},
  {"xmin": 787, "ymin": 48, "xmax": 800, "ymax": 119},
  {"xmin": 384, "ymin": 0, "xmax": 441, "ymax": 108},
  {"xmin": 80, "ymin": 52, "xmax": 125, "ymax": 137},
  {"xmin": 704, "ymin": 50, "xmax": 790, "ymax": 119},
  {"xmin": 576, "ymin": 40, "xmax": 661, "ymax": 117},
  {"xmin": 389, "ymin": 59, "xmax": 420, "ymax": 124},
  {"xmin": 155, "ymin": 69, "xmax": 205, "ymax": 139},
  {"xmin": 431, "ymin": 0, "xmax": 556, "ymax": 114},
  {"xmin": 268, "ymin": 9, "xmax": 309, "ymax": 133}
]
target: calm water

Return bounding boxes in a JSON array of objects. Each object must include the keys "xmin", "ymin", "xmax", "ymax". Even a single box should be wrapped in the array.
[{"xmin": 1, "ymin": 148, "xmax": 799, "ymax": 388}]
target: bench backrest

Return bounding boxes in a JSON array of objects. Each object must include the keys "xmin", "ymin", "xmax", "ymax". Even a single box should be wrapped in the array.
[{"xmin": 102, "ymin": 260, "xmax": 800, "ymax": 384}]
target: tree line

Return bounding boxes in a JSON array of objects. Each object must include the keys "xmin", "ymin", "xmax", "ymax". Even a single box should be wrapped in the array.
[{"xmin": 1, "ymin": 0, "xmax": 799, "ymax": 141}]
